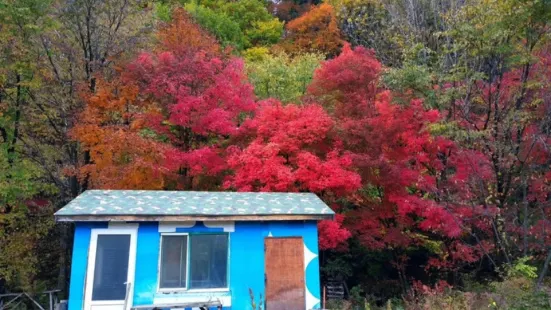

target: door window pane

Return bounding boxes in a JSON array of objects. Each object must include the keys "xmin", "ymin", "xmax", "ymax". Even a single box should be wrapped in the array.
[
  {"xmin": 92, "ymin": 234, "xmax": 130, "ymax": 301},
  {"xmin": 160, "ymin": 235, "xmax": 187, "ymax": 288},
  {"xmin": 189, "ymin": 234, "xmax": 228, "ymax": 289}
]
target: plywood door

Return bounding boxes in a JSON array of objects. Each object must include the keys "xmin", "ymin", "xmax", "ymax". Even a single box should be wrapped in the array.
[{"xmin": 265, "ymin": 237, "xmax": 305, "ymax": 310}]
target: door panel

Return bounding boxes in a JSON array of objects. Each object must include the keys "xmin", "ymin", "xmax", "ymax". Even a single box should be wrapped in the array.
[{"xmin": 265, "ymin": 237, "xmax": 305, "ymax": 310}]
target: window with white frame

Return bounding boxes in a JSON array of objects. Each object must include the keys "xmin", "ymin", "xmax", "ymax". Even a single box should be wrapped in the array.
[{"xmin": 159, "ymin": 233, "xmax": 229, "ymax": 290}]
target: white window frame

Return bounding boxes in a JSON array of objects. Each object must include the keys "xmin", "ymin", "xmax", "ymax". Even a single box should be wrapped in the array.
[
  {"xmin": 158, "ymin": 232, "xmax": 190, "ymax": 292},
  {"xmin": 157, "ymin": 232, "xmax": 230, "ymax": 293}
]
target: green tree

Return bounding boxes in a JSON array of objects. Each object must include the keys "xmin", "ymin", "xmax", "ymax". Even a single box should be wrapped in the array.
[
  {"xmin": 244, "ymin": 18, "xmax": 283, "ymax": 48},
  {"xmin": 185, "ymin": 2, "xmax": 244, "ymax": 50},
  {"xmin": 331, "ymin": 0, "xmax": 403, "ymax": 66},
  {"xmin": 221, "ymin": 0, "xmax": 283, "ymax": 48},
  {"xmin": 331, "ymin": 0, "xmax": 465, "ymax": 66},
  {"xmin": 184, "ymin": 0, "xmax": 283, "ymax": 50},
  {"xmin": 0, "ymin": 156, "xmax": 56, "ymax": 291},
  {"xmin": 0, "ymin": 0, "xmax": 58, "ymax": 291},
  {"xmin": 245, "ymin": 50, "xmax": 324, "ymax": 103},
  {"xmin": 0, "ymin": 0, "xmax": 157, "ymax": 293},
  {"xmin": 37, "ymin": 0, "xmax": 156, "ymax": 291}
]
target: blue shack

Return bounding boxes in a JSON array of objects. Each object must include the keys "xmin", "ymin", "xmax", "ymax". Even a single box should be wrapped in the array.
[{"xmin": 55, "ymin": 190, "xmax": 333, "ymax": 310}]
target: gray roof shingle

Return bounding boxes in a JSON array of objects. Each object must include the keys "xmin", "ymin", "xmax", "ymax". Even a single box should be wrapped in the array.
[{"xmin": 55, "ymin": 190, "xmax": 334, "ymax": 221}]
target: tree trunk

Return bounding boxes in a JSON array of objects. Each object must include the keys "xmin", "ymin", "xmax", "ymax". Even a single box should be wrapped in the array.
[
  {"xmin": 57, "ymin": 223, "xmax": 69, "ymax": 296},
  {"xmin": 536, "ymin": 248, "xmax": 551, "ymax": 289},
  {"xmin": 522, "ymin": 179, "xmax": 529, "ymax": 257}
]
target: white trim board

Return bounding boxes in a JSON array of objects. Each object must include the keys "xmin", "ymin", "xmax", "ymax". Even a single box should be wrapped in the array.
[{"xmin": 153, "ymin": 294, "xmax": 231, "ymax": 307}]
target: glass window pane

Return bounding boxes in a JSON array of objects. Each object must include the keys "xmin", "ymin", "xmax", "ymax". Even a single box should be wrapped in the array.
[
  {"xmin": 190, "ymin": 234, "xmax": 228, "ymax": 289},
  {"xmin": 160, "ymin": 235, "xmax": 187, "ymax": 288},
  {"xmin": 92, "ymin": 234, "xmax": 130, "ymax": 301}
]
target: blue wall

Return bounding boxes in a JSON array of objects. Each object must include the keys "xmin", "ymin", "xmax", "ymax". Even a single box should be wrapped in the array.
[
  {"xmin": 230, "ymin": 221, "xmax": 321, "ymax": 310},
  {"xmin": 69, "ymin": 221, "xmax": 321, "ymax": 310}
]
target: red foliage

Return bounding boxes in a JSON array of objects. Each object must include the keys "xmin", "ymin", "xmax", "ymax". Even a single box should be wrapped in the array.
[
  {"xmin": 411, "ymin": 279, "xmax": 452, "ymax": 297},
  {"xmin": 224, "ymin": 101, "xmax": 361, "ymax": 196},
  {"xmin": 308, "ymin": 43, "xmax": 493, "ymax": 265},
  {"xmin": 222, "ymin": 100, "xmax": 361, "ymax": 250},
  {"xmin": 73, "ymin": 9, "xmax": 256, "ymax": 190},
  {"xmin": 126, "ymin": 53, "xmax": 255, "ymax": 137},
  {"xmin": 119, "ymin": 20, "xmax": 257, "ymax": 189},
  {"xmin": 308, "ymin": 44, "xmax": 381, "ymax": 111},
  {"xmin": 445, "ymin": 51, "xmax": 551, "ymax": 256},
  {"xmin": 74, "ymin": 6, "xmax": 551, "ymax": 266},
  {"xmin": 318, "ymin": 214, "xmax": 352, "ymax": 251}
]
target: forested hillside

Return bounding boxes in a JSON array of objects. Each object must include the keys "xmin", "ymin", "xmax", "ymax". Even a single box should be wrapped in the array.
[{"xmin": 1, "ymin": 0, "xmax": 551, "ymax": 308}]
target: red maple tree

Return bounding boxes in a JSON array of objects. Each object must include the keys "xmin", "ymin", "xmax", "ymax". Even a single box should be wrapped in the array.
[
  {"xmin": 224, "ymin": 99, "xmax": 361, "ymax": 195},
  {"xmin": 73, "ymin": 9, "xmax": 256, "ymax": 190},
  {"xmin": 223, "ymin": 100, "xmax": 361, "ymax": 250},
  {"xmin": 308, "ymin": 44, "xmax": 494, "ymax": 266}
]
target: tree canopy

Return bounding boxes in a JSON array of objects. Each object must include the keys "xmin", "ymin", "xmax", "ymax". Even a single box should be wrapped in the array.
[{"xmin": 2, "ymin": 0, "xmax": 551, "ymax": 308}]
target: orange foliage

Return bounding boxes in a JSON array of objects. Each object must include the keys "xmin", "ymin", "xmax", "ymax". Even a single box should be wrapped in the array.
[
  {"xmin": 156, "ymin": 8, "xmax": 221, "ymax": 57},
  {"xmin": 277, "ymin": 3, "xmax": 343, "ymax": 57},
  {"xmin": 71, "ymin": 78, "xmax": 167, "ymax": 190},
  {"xmin": 71, "ymin": 8, "xmax": 253, "ymax": 191},
  {"xmin": 72, "ymin": 9, "xmax": 227, "ymax": 190}
]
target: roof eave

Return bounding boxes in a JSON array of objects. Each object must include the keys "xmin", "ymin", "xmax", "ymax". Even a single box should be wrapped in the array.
[{"xmin": 55, "ymin": 213, "xmax": 335, "ymax": 222}]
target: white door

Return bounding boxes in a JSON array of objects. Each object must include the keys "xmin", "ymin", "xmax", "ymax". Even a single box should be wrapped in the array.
[{"xmin": 84, "ymin": 226, "xmax": 137, "ymax": 310}]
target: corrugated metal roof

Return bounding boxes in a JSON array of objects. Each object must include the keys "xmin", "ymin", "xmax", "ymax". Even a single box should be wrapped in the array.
[{"xmin": 55, "ymin": 190, "xmax": 334, "ymax": 221}]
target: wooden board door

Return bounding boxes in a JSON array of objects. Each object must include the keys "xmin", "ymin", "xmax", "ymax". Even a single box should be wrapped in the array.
[{"xmin": 265, "ymin": 237, "xmax": 305, "ymax": 310}]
